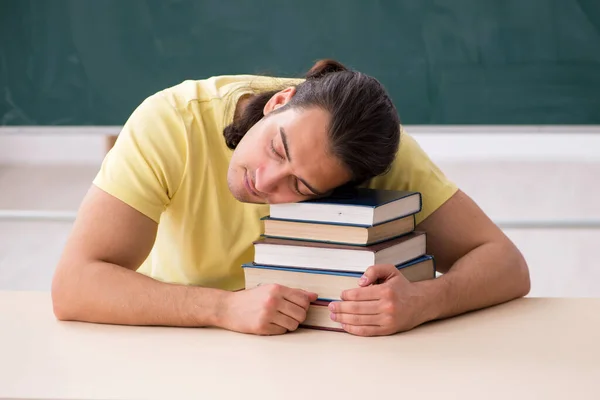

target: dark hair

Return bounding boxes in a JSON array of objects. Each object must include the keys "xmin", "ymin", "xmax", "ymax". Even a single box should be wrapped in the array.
[{"xmin": 223, "ymin": 59, "xmax": 401, "ymax": 186}]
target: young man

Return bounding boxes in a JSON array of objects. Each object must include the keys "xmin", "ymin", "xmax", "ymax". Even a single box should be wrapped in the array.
[{"xmin": 51, "ymin": 60, "xmax": 530, "ymax": 336}]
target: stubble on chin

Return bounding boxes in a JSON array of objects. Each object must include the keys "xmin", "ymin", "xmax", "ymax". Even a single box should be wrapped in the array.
[{"xmin": 227, "ymin": 168, "xmax": 254, "ymax": 204}]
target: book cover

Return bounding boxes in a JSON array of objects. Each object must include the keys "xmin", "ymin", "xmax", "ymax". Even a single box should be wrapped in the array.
[
  {"xmin": 242, "ymin": 255, "xmax": 436, "ymax": 301},
  {"xmin": 261, "ymin": 214, "xmax": 415, "ymax": 228},
  {"xmin": 253, "ymin": 231, "xmax": 424, "ymax": 253},
  {"xmin": 259, "ymin": 232, "xmax": 413, "ymax": 247},
  {"xmin": 294, "ymin": 187, "xmax": 421, "ymax": 209},
  {"xmin": 261, "ymin": 214, "xmax": 416, "ymax": 247},
  {"xmin": 242, "ymin": 254, "xmax": 435, "ymax": 276},
  {"xmin": 268, "ymin": 188, "xmax": 423, "ymax": 227}
]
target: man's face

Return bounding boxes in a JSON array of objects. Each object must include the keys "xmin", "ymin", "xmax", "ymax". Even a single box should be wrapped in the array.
[{"xmin": 227, "ymin": 88, "xmax": 351, "ymax": 204}]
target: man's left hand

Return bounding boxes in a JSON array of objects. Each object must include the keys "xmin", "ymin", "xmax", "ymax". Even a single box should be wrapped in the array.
[{"xmin": 328, "ymin": 264, "xmax": 431, "ymax": 336}]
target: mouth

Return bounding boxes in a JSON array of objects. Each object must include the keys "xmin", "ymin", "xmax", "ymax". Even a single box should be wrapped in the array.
[{"xmin": 244, "ymin": 170, "xmax": 260, "ymax": 198}]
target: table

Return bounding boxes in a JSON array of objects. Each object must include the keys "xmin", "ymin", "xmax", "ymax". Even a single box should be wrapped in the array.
[{"xmin": 1, "ymin": 291, "xmax": 598, "ymax": 399}]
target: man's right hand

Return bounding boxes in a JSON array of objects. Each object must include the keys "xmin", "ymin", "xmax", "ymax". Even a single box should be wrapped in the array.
[{"xmin": 219, "ymin": 284, "xmax": 318, "ymax": 335}]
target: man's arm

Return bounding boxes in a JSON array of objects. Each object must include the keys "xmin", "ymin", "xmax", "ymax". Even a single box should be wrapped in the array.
[
  {"xmin": 328, "ymin": 189, "xmax": 530, "ymax": 336},
  {"xmin": 52, "ymin": 185, "xmax": 316, "ymax": 335},
  {"xmin": 51, "ymin": 185, "xmax": 227, "ymax": 327},
  {"xmin": 414, "ymin": 189, "xmax": 530, "ymax": 321}
]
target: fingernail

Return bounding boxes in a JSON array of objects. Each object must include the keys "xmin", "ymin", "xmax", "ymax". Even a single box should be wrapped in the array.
[
  {"xmin": 330, "ymin": 313, "xmax": 336, "ymax": 321},
  {"xmin": 358, "ymin": 276, "xmax": 367, "ymax": 285},
  {"xmin": 328, "ymin": 302, "xmax": 335, "ymax": 311}
]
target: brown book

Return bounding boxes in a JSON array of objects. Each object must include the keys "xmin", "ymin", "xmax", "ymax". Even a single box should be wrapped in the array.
[
  {"xmin": 243, "ymin": 255, "xmax": 435, "ymax": 301},
  {"xmin": 253, "ymin": 232, "xmax": 426, "ymax": 272},
  {"xmin": 301, "ymin": 300, "xmax": 344, "ymax": 332},
  {"xmin": 262, "ymin": 214, "xmax": 415, "ymax": 246}
]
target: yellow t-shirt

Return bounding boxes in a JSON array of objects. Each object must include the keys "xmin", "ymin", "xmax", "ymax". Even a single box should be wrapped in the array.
[{"xmin": 93, "ymin": 74, "xmax": 458, "ymax": 291}]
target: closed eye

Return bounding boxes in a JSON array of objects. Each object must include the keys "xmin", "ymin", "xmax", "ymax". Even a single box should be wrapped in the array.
[
  {"xmin": 271, "ymin": 136, "xmax": 318, "ymax": 198},
  {"xmin": 293, "ymin": 178, "xmax": 311, "ymax": 197},
  {"xmin": 270, "ymin": 140, "xmax": 284, "ymax": 160}
]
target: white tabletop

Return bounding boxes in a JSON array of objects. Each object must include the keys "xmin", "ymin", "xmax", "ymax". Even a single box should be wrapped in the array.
[{"xmin": 0, "ymin": 291, "xmax": 598, "ymax": 399}]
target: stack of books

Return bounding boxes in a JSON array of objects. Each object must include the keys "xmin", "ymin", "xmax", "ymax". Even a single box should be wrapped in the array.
[{"xmin": 242, "ymin": 188, "xmax": 436, "ymax": 332}]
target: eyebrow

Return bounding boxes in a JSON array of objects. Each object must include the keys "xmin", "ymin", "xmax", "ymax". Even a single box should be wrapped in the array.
[{"xmin": 279, "ymin": 127, "xmax": 327, "ymax": 196}]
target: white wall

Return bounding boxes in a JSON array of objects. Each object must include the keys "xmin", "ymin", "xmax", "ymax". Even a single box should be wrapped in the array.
[
  {"xmin": 1, "ymin": 126, "xmax": 599, "ymax": 296},
  {"xmin": 2, "ymin": 125, "xmax": 600, "ymax": 164}
]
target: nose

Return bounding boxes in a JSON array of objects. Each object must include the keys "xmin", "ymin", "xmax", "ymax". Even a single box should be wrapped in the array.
[{"xmin": 254, "ymin": 164, "xmax": 286, "ymax": 195}]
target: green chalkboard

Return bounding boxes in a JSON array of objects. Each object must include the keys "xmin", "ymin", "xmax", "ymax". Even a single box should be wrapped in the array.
[{"xmin": 1, "ymin": 0, "xmax": 600, "ymax": 126}]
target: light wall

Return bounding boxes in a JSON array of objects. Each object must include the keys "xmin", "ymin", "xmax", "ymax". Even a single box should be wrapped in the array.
[{"xmin": 1, "ymin": 126, "xmax": 599, "ymax": 296}]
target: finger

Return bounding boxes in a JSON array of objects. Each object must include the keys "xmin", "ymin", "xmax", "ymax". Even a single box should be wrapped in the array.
[
  {"xmin": 272, "ymin": 311, "xmax": 301, "ymax": 332},
  {"xmin": 264, "ymin": 323, "xmax": 288, "ymax": 335},
  {"xmin": 359, "ymin": 264, "xmax": 398, "ymax": 286},
  {"xmin": 328, "ymin": 300, "xmax": 379, "ymax": 315},
  {"xmin": 330, "ymin": 312, "xmax": 380, "ymax": 326},
  {"xmin": 305, "ymin": 290, "xmax": 319, "ymax": 301},
  {"xmin": 342, "ymin": 324, "xmax": 385, "ymax": 337},
  {"xmin": 283, "ymin": 289, "xmax": 316, "ymax": 309},
  {"xmin": 341, "ymin": 285, "xmax": 384, "ymax": 301},
  {"xmin": 278, "ymin": 298, "xmax": 308, "ymax": 323},
  {"xmin": 297, "ymin": 288, "xmax": 318, "ymax": 302}
]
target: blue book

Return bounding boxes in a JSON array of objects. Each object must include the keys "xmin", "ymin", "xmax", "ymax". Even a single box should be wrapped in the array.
[
  {"xmin": 268, "ymin": 187, "xmax": 422, "ymax": 227},
  {"xmin": 242, "ymin": 255, "xmax": 435, "ymax": 301}
]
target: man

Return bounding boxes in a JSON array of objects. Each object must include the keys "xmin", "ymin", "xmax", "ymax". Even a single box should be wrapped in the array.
[{"xmin": 51, "ymin": 60, "xmax": 530, "ymax": 336}]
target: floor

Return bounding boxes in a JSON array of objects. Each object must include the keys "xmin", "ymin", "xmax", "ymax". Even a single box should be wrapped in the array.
[{"xmin": 0, "ymin": 161, "xmax": 599, "ymax": 296}]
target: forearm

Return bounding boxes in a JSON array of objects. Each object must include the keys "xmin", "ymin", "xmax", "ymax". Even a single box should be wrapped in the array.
[
  {"xmin": 417, "ymin": 240, "xmax": 531, "ymax": 322},
  {"xmin": 51, "ymin": 261, "xmax": 228, "ymax": 327}
]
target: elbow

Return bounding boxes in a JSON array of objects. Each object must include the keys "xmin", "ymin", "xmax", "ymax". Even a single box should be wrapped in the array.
[
  {"xmin": 52, "ymin": 297, "xmax": 74, "ymax": 322},
  {"xmin": 513, "ymin": 247, "xmax": 531, "ymax": 298},
  {"xmin": 50, "ymin": 266, "xmax": 77, "ymax": 321},
  {"xmin": 495, "ymin": 238, "xmax": 531, "ymax": 300},
  {"xmin": 51, "ymin": 284, "xmax": 71, "ymax": 321},
  {"xmin": 52, "ymin": 303, "xmax": 71, "ymax": 321}
]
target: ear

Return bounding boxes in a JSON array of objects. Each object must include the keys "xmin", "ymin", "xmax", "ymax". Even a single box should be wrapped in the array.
[{"xmin": 263, "ymin": 87, "xmax": 296, "ymax": 115}]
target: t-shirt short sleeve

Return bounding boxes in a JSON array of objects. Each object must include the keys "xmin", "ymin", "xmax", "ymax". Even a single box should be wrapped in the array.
[
  {"xmin": 367, "ymin": 127, "xmax": 458, "ymax": 225},
  {"xmin": 93, "ymin": 92, "xmax": 188, "ymax": 223}
]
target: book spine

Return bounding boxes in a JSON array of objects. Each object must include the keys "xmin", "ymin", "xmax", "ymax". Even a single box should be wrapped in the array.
[{"xmin": 299, "ymin": 324, "xmax": 345, "ymax": 333}]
